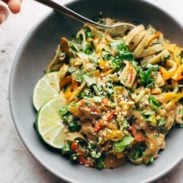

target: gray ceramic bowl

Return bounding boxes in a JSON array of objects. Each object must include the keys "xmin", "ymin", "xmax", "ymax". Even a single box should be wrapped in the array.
[{"xmin": 9, "ymin": 0, "xmax": 183, "ymax": 182}]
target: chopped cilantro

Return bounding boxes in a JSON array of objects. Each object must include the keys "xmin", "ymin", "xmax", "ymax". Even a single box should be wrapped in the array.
[
  {"xmin": 111, "ymin": 42, "xmax": 134, "ymax": 70},
  {"xmin": 112, "ymin": 57, "xmax": 124, "ymax": 70},
  {"xmin": 84, "ymin": 45, "xmax": 93, "ymax": 55},
  {"xmin": 117, "ymin": 43, "xmax": 129, "ymax": 51},
  {"xmin": 102, "ymin": 53, "xmax": 113, "ymax": 61},
  {"xmin": 141, "ymin": 110, "xmax": 158, "ymax": 126},
  {"xmin": 149, "ymin": 95, "xmax": 161, "ymax": 110},
  {"xmin": 129, "ymin": 143, "xmax": 146, "ymax": 160},
  {"xmin": 96, "ymin": 157, "xmax": 105, "ymax": 169},
  {"xmin": 68, "ymin": 120, "xmax": 81, "ymax": 132},
  {"xmin": 84, "ymin": 26, "xmax": 95, "ymax": 39},
  {"xmin": 139, "ymin": 68, "xmax": 155, "ymax": 88},
  {"xmin": 61, "ymin": 143, "xmax": 72, "ymax": 157}
]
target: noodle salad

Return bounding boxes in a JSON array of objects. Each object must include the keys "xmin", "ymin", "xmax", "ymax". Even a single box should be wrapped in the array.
[{"xmin": 33, "ymin": 18, "xmax": 183, "ymax": 169}]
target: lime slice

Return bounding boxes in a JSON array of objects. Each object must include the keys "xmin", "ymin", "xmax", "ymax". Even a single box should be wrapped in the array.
[
  {"xmin": 33, "ymin": 72, "xmax": 60, "ymax": 111},
  {"xmin": 36, "ymin": 98, "xmax": 66, "ymax": 149}
]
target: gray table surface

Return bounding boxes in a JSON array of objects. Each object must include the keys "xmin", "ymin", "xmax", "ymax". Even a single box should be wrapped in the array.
[{"xmin": 0, "ymin": 0, "xmax": 183, "ymax": 182}]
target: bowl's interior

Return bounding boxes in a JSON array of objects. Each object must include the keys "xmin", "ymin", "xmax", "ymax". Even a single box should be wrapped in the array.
[{"xmin": 10, "ymin": 0, "xmax": 183, "ymax": 183}]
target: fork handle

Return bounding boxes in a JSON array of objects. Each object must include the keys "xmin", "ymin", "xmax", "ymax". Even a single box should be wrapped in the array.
[{"xmin": 35, "ymin": 0, "xmax": 104, "ymax": 27}]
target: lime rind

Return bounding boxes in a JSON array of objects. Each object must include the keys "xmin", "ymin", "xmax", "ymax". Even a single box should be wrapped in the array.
[
  {"xmin": 33, "ymin": 72, "xmax": 60, "ymax": 111},
  {"xmin": 36, "ymin": 98, "xmax": 66, "ymax": 149}
]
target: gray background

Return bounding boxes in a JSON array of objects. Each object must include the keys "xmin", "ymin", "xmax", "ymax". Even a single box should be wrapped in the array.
[{"xmin": 0, "ymin": 0, "xmax": 183, "ymax": 182}]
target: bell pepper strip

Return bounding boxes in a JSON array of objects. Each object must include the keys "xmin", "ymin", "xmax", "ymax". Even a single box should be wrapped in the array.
[
  {"xmin": 68, "ymin": 82, "xmax": 86, "ymax": 102},
  {"xmin": 99, "ymin": 58, "xmax": 110, "ymax": 70},
  {"xmin": 106, "ymin": 130, "xmax": 124, "ymax": 141},
  {"xmin": 107, "ymin": 111, "xmax": 115, "ymax": 121},
  {"xmin": 160, "ymin": 92, "xmax": 183, "ymax": 103},
  {"xmin": 64, "ymin": 86, "xmax": 72, "ymax": 100},
  {"xmin": 70, "ymin": 141, "xmax": 84, "ymax": 155},
  {"xmin": 131, "ymin": 124, "xmax": 145, "ymax": 142},
  {"xmin": 94, "ymin": 120, "xmax": 105, "ymax": 132},
  {"xmin": 166, "ymin": 93, "xmax": 183, "ymax": 109},
  {"xmin": 172, "ymin": 64, "xmax": 183, "ymax": 81},
  {"xmin": 165, "ymin": 43, "xmax": 182, "ymax": 65},
  {"xmin": 71, "ymin": 141, "xmax": 80, "ymax": 152},
  {"xmin": 64, "ymin": 82, "xmax": 86, "ymax": 102},
  {"xmin": 158, "ymin": 92, "xmax": 183, "ymax": 109},
  {"xmin": 60, "ymin": 75, "xmax": 72, "ymax": 88},
  {"xmin": 160, "ymin": 60, "xmax": 177, "ymax": 80},
  {"xmin": 94, "ymin": 111, "xmax": 115, "ymax": 133}
]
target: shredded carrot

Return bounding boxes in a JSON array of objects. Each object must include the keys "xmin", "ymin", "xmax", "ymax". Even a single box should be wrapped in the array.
[
  {"xmin": 128, "ymin": 67, "xmax": 134, "ymax": 83},
  {"xmin": 107, "ymin": 111, "xmax": 115, "ymax": 121}
]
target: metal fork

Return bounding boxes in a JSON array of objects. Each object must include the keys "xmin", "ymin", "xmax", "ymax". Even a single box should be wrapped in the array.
[{"xmin": 35, "ymin": 0, "xmax": 135, "ymax": 36}]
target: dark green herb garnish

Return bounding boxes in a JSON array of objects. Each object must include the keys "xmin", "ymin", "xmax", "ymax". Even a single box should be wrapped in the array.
[
  {"xmin": 84, "ymin": 44, "xmax": 93, "ymax": 55},
  {"xmin": 128, "ymin": 143, "xmax": 146, "ymax": 160},
  {"xmin": 139, "ymin": 68, "xmax": 155, "ymax": 88},
  {"xmin": 112, "ymin": 43, "xmax": 134, "ymax": 70},
  {"xmin": 84, "ymin": 26, "xmax": 95, "ymax": 39},
  {"xmin": 149, "ymin": 95, "xmax": 161, "ymax": 110},
  {"xmin": 68, "ymin": 120, "xmax": 81, "ymax": 132},
  {"xmin": 96, "ymin": 157, "xmax": 105, "ymax": 169}
]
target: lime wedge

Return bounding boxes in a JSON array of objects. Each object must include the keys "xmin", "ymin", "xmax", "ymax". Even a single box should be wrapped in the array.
[
  {"xmin": 33, "ymin": 72, "xmax": 60, "ymax": 111},
  {"xmin": 36, "ymin": 98, "xmax": 66, "ymax": 149}
]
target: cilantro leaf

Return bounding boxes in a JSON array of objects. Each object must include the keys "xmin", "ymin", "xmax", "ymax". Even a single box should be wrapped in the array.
[
  {"xmin": 111, "ymin": 42, "xmax": 134, "ymax": 70},
  {"xmin": 139, "ymin": 68, "xmax": 155, "ymax": 88},
  {"xmin": 149, "ymin": 95, "xmax": 161, "ymax": 110}
]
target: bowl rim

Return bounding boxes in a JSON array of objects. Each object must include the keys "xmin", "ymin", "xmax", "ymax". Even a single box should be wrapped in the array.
[{"xmin": 9, "ymin": 0, "xmax": 183, "ymax": 182}]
